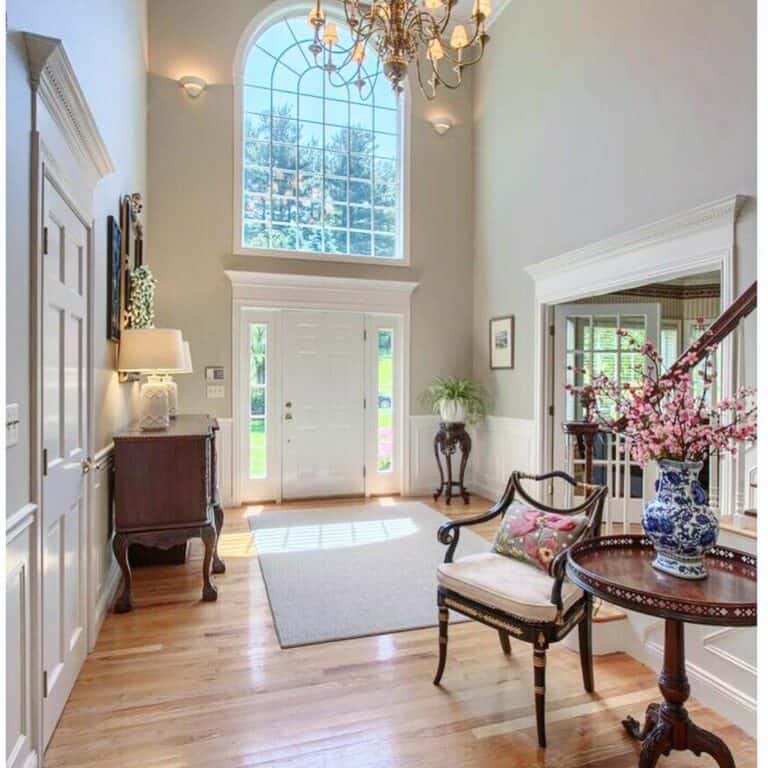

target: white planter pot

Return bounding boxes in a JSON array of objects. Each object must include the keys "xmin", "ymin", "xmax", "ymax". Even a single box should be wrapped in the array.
[{"xmin": 439, "ymin": 400, "xmax": 466, "ymax": 424}]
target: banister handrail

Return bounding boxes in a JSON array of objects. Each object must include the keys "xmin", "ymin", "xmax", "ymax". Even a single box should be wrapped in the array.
[{"xmin": 665, "ymin": 280, "xmax": 756, "ymax": 378}]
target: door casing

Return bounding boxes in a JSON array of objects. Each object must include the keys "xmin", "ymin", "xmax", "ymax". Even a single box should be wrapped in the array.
[
  {"xmin": 237, "ymin": 307, "xmax": 405, "ymax": 502},
  {"xmin": 229, "ymin": 271, "xmax": 417, "ymax": 505}
]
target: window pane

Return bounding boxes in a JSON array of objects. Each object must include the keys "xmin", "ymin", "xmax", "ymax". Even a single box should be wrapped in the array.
[
  {"xmin": 240, "ymin": 15, "xmax": 402, "ymax": 259},
  {"xmin": 350, "ymin": 231, "xmax": 372, "ymax": 256},
  {"xmin": 374, "ymin": 233, "xmax": 396, "ymax": 259},
  {"xmin": 350, "ymin": 205, "xmax": 372, "ymax": 230},
  {"xmin": 593, "ymin": 316, "xmax": 618, "ymax": 351},
  {"xmin": 377, "ymin": 329, "xmax": 394, "ymax": 472},
  {"xmin": 249, "ymin": 324, "xmax": 268, "ymax": 479},
  {"xmin": 620, "ymin": 316, "xmax": 646, "ymax": 349}
]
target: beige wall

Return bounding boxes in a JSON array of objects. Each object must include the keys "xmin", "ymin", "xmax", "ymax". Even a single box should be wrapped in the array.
[
  {"xmin": 5, "ymin": 0, "xmax": 148, "ymax": 515},
  {"xmin": 473, "ymin": 0, "xmax": 756, "ymax": 418},
  {"xmin": 147, "ymin": 0, "xmax": 475, "ymax": 417}
]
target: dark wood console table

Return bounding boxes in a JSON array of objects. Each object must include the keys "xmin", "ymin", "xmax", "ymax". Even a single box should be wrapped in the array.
[
  {"xmin": 567, "ymin": 535, "xmax": 756, "ymax": 768},
  {"xmin": 432, "ymin": 422, "xmax": 471, "ymax": 505},
  {"xmin": 112, "ymin": 414, "xmax": 226, "ymax": 612}
]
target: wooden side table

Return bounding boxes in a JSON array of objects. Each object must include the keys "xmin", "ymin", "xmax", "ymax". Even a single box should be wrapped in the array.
[
  {"xmin": 112, "ymin": 414, "xmax": 225, "ymax": 612},
  {"xmin": 567, "ymin": 535, "xmax": 756, "ymax": 768},
  {"xmin": 432, "ymin": 422, "xmax": 471, "ymax": 505}
]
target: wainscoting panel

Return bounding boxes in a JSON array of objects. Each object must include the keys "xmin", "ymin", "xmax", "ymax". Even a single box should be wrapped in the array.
[
  {"xmin": 408, "ymin": 415, "xmax": 536, "ymax": 501},
  {"xmin": 408, "ymin": 415, "xmax": 442, "ymax": 496},
  {"xmin": 216, "ymin": 417, "xmax": 234, "ymax": 508},
  {"xmin": 90, "ymin": 446, "xmax": 119, "ymax": 649},
  {"xmin": 6, "ymin": 505, "xmax": 37, "ymax": 768},
  {"xmin": 467, "ymin": 417, "xmax": 537, "ymax": 501}
]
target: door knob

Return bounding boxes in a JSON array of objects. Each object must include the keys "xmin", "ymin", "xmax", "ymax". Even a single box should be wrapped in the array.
[
  {"xmin": 285, "ymin": 401, "xmax": 292, "ymax": 408},
  {"xmin": 285, "ymin": 413, "xmax": 294, "ymax": 421}
]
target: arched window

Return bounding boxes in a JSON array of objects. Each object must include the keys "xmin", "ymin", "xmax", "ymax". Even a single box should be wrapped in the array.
[{"xmin": 237, "ymin": 13, "xmax": 405, "ymax": 262}]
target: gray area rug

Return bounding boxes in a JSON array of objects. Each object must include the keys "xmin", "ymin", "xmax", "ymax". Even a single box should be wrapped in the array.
[{"xmin": 247, "ymin": 501, "xmax": 490, "ymax": 648}]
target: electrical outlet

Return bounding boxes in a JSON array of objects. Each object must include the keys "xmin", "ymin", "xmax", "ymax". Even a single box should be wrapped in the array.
[
  {"xmin": 206, "ymin": 384, "xmax": 225, "ymax": 400},
  {"xmin": 6, "ymin": 403, "xmax": 20, "ymax": 447}
]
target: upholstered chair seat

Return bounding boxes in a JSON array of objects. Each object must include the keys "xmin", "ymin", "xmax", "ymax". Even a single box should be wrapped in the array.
[{"xmin": 437, "ymin": 552, "xmax": 583, "ymax": 623}]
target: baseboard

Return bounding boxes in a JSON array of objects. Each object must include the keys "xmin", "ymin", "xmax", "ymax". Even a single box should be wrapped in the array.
[{"xmin": 92, "ymin": 558, "xmax": 121, "ymax": 645}]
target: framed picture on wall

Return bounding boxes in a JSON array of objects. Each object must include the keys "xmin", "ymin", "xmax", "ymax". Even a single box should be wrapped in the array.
[
  {"xmin": 489, "ymin": 315, "xmax": 514, "ymax": 369},
  {"xmin": 107, "ymin": 215, "xmax": 122, "ymax": 341}
]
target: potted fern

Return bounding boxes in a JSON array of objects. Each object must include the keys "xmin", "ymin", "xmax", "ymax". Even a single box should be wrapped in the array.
[{"xmin": 419, "ymin": 377, "xmax": 489, "ymax": 425}]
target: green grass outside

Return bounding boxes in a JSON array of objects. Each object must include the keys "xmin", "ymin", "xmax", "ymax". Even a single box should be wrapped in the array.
[{"xmin": 249, "ymin": 419, "xmax": 266, "ymax": 478}]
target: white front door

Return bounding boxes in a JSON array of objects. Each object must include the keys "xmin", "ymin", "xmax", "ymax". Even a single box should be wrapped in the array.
[
  {"xmin": 41, "ymin": 179, "xmax": 89, "ymax": 745},
  {"xmin": 282, "ymin": 310, "xmax": 365, "ymax": 499},
  {"xmin": 553, "ymin": 302, "xmax": 660, "ymax": 526}
]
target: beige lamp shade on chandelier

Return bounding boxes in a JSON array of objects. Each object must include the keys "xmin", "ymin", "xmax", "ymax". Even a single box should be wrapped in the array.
[{"xmin": 118, "ymin": 328, "xmax": 187, "ymax": 430}]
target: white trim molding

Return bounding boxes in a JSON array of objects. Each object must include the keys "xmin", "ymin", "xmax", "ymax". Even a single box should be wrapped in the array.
[
  {"xmin": 24, "ymin": 33, "xmax": 114, "ymax": 179},
  {"xmin": 525, "ymin": 195, "xmax": 745, "ymax": 304},
  {"xmin": 227, "ymin": 271, "xmax": 418, "ymax": 504},
  {"xmin": 524, "ymin": 196, "xmax": 746, "ymax": 518}
]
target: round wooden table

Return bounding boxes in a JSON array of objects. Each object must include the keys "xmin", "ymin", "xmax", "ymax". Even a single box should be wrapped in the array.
[{"xmin": 566, "ymin": 535, "xmax": 756, "ymax": 768}]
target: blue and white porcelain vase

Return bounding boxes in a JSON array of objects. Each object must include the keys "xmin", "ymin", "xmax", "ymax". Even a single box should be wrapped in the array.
[{"xmin": 641, "ymin": 459, "xmax": 719, "ymax": 580}]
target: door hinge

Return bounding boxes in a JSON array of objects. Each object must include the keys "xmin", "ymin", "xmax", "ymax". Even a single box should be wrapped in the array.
[
  {"xmin": 42, "ymin": 448, "xmax": 48, "ymax": 476},
  {"xmin": 363, "ymin": 329, "xmax": 367, "ymax": 341},
  {"xmin": 549, "ymin": 324, "xmax": 555, "ymax": 337},
  {"xmin": 363, "ymin": 465, "xmax": 367, "ymax": 478},
  {"xmin": 548, "ymin": 405, "xmax": 554, "ymax": 416},
  {"xmin": 43, "ymin": 226, "xmax": 49, "ymax": 255},
  {"xmin": 43, "ymin": 670, "xmax": 48, "ymax": 698},
  {"xmin": 363, "ymin": 397, "xmax": 367, "ymax": 410}
]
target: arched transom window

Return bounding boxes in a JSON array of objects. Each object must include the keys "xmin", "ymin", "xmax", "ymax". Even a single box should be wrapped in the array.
[{"xmin": 239, "ymin": 14, "xmax": 404, "ymax": 261}]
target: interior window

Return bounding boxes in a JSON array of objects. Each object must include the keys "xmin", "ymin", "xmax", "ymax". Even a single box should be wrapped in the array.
[{"xmin": 240, "ymin": 15, "xmax": 403, "ymax": 261}]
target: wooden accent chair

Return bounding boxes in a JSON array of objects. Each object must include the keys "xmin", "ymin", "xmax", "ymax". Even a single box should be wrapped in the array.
[{"xmin": 433, "ymin": 470, "xmax": 608, "ymax": 748}]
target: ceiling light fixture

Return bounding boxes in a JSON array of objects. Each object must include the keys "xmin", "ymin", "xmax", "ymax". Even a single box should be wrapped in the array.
[{"xmin": 306, "ymin": 0, "xmax": 491, "ymax": 101}]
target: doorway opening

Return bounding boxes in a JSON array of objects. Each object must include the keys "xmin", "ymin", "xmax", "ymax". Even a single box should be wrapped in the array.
[{"xmin": 550, "ymin": 272, "xmax": 722, "ymax": 527}]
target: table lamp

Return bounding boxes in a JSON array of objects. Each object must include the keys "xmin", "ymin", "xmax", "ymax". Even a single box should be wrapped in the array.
[
  {"xmin": 157, "ymin": 340, "xmax": 193, "ymax": 418},
  {"xmin": 118, "ymin": 328, "xmax": 186, "ymax": 430}
]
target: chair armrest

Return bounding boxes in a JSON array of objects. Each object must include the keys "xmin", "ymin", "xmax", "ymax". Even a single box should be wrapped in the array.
[
  {"xmin": 436, "ymin": 475, "xmax": 516, "ymax": 563},
  {"xmin": 548, "ymin": 485, "xmax": 607, "ymax": 612}
]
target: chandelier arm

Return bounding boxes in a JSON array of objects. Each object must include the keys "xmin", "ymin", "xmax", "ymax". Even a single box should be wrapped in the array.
[{"xmin": 414, "ymin": 54, "xmax": 438, "ymax": 100}]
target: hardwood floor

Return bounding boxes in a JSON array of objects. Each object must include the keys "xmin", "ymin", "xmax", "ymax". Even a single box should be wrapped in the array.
[{"xmin": 45, "ymin": 496, "xmax": 756, "ymax": 767}]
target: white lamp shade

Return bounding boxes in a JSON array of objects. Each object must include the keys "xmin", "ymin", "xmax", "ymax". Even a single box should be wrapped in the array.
[
  {"xmin": 181, "ymin": 341, "xmax": 193, "ymax": 374},
  {"xmin": 118, "ymin": 328, "xmax": 186, "ymax": 373}
]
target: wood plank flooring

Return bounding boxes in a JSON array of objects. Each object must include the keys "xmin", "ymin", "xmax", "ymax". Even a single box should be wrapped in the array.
[{"xmin": 45, "ymin": 496, "xmax": 756, "ymax": 767}]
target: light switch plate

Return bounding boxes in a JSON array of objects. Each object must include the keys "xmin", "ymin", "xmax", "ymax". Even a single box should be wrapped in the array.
[
  {"xmin": 206, "ymin": 384, "xmax": 225, "ymax": 399},
  {"xmin": 6, "ymin": 403, "xmax": 20, "ymax": 447}
]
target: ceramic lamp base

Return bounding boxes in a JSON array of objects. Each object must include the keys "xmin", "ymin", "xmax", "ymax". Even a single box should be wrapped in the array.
[
  {"xmin": 139, "ymin": 380, "xmax": 170, "ymax": 431},
  {"xmin": 651, "ymin": 553, "xmax": 708, "ymax": 580}
]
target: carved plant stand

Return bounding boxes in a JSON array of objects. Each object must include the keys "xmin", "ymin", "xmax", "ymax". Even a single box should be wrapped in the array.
[
  {"xmin": 432, "ymin": 422, "xmax": 471, "ymax": 505},
  {"xmin": 567, "ymin": 536, "xmax": 756, "ymax": 768}
]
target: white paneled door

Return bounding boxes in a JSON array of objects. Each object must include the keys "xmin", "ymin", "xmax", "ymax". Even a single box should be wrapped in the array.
[
  {"xmin": 282, "ymin": 310, "xmax": 366, "ymax": 499},
  {"xmin": 41, "ymin": 179, "xmax": 89, "ymax": 746}
]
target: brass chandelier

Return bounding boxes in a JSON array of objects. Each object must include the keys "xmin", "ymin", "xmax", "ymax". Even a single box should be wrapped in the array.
[{"xmin": 306, "ymin": 0, "xmax": 491, "ymax": 100}]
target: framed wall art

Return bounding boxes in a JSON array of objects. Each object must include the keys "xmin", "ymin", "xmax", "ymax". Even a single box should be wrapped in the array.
[
  {"xmin": 107, "ymin": 215, "xmax": 122, "ymax": 341},
  {"xmin": 489, "ymin": 315, "xmax": 514, "ymax": 369}
]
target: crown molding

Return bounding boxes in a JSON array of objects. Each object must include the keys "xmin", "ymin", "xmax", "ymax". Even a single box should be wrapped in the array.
[
  {"xmin": 526, "ymin": 195, "xmax": 745, "ymax": 282},
  {"xmin": 524, "ymin": 195, "xmax": 746, "ymax": 304},
  {"xmin": 24, "ymin": 33, "xmax": 114, "ymax": 179}
]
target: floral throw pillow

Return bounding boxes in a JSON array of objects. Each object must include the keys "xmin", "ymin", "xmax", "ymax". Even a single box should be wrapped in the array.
[{"xmin": 493, "ymin": 505, "xmax": 588, "ymax": 572}]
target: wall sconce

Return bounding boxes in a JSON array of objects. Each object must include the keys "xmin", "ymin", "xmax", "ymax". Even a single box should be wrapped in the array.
[
  {"xmin": 179, "ymin": 75, "xmax": 207, "ymax": 98},
  {"xmin": 429, "ymin": 116, "xmax": 453, "ymax": 135}
]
